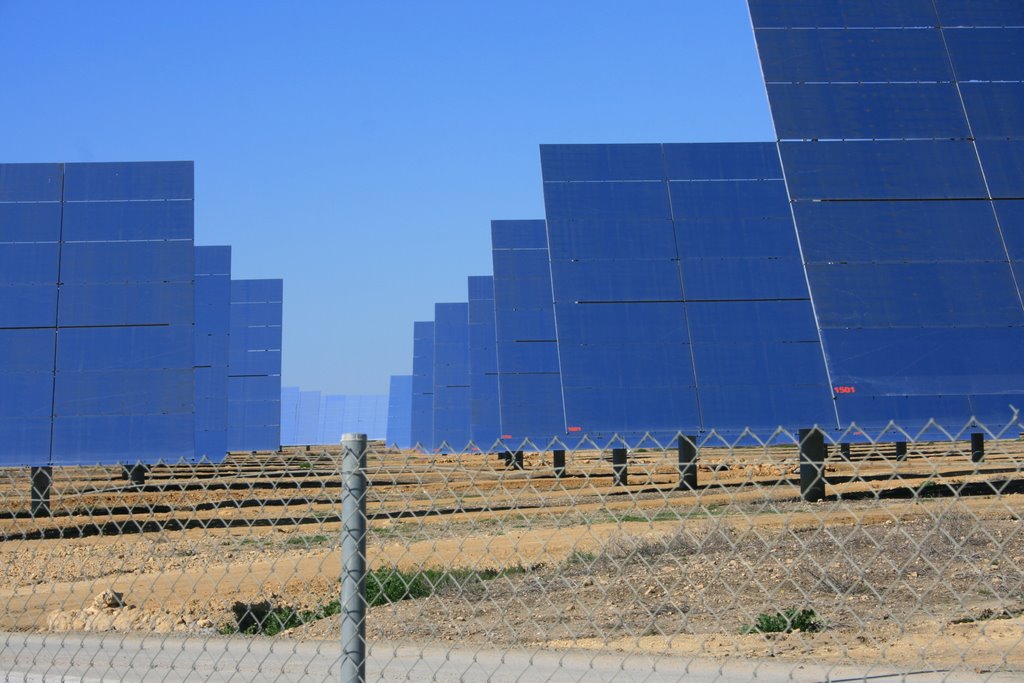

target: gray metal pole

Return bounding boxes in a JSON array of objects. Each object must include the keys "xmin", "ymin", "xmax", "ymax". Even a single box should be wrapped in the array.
[{"xmin": 340, "ymin": 433, "xmax": 368, "ymax": 683}]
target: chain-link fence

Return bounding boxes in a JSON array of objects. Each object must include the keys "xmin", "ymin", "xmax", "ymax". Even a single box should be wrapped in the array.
[{"xmin": 2, "ymin": 418, "xmax": 1024, "ymax": 681}]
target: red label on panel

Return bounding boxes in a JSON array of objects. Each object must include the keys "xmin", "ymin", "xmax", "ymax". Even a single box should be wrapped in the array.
[
  {"xmin": 568, "ymin": 426, "xmax": 582, "ymax": 432},
  {"xmin": 834, "ymin": 386, "xmax": 856, "ymax": 395},
  {"xmin": 501, "ymin": 434, "xmax": 512, "ymax": 440}
]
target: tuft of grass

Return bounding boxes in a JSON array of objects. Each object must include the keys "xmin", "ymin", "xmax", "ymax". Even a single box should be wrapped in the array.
[
  {"xmin": 741, "ymin": 608, "xmax": 821, "ymax": 634},
  {"xmin": 563, "ymin": 550, "xmax": 598, "ymax": 566},
  {"xmin": 285, "ymin": 534, "xmax": 330, "ymax": 546}
]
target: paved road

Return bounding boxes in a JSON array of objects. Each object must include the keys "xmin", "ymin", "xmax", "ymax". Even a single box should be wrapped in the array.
[{"xmin": 0, "ymin": 632, "xmax": 1017, "ymax": 682}]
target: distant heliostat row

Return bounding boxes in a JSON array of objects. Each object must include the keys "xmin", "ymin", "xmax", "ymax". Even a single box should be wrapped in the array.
[
  {"xmin": 279, "ymin": 388, "xmax": 388, "ymax": 445},
  {"xmin": 385, "ymin": 0, "xmax": 1024, "ymax": 451},
  {"xmin": 0, "ymin": 162, "xmax": 282, "ymax": 466}
]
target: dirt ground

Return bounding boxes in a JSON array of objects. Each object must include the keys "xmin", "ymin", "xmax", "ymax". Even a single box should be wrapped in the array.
[{"xmin": 1, "ymin": 438, "xmax": 1023, "ymax": 673}]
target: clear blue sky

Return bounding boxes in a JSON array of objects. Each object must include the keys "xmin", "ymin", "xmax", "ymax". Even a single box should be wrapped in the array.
[{"xmin": 0, "ymin": 0, "xmax": 774, "ymax": 394}]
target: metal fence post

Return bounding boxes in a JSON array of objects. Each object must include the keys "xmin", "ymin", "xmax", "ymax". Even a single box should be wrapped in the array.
[{"xmin": 341, "ymin": 433, "xmax": 368, "ymax": 683}]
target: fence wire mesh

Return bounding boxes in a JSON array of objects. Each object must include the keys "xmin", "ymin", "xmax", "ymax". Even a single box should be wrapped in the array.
[{"xmin": 1, "ymin": 417, "xmax": 1024, "ymax": 681}]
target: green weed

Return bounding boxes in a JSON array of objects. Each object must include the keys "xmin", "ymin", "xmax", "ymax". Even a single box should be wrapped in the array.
[{"xmin": 741, "ymin": 608, "xmax": 821, "ymax": 634}]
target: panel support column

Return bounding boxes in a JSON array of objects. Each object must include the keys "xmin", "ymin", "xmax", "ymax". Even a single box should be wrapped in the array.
[
  {"xmin": 677, "ymin": 435, "xmax": 698, "ymax": 491},
  {"xmin": 552, "ymin": 449, "xmax": 566, "ymax": 479},
  {"xmin": 31, "ymin": 466, "xmax": 52, "ymax": 518},
  {"xmin": 971, "ymin": 433, "xmax": 985, "ymax": 463},
  {"xmin": 799, "ymin": 428, "xmax": 826, "ymax": 503},
  {"xmin": 612, "ymin": 448, "xmax": 628, "ymax": 487},
  {"xmin": 123, "ymin": 463, "xmax": 147, "ymax": 487},
  {"xmin": 895, "ymin": 441, "xmax": 908, "ymax": 462},
  {"xmin": 513, "ymin": 450, "xmax": 524, "ymax": 470}
]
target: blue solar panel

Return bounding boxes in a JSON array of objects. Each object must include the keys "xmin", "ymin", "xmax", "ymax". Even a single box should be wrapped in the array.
[
  {"xmin": 998, "ymin": 201, "xmax": 1024, "ymax": 259},
  {"xmin": 58, "ymin": 282, "xmax": 195, "ymax": 327},
  {"xmin": 767, "ymin": 83, "xmax": 970, "ymax": 141},
  {"xmin": 410, "ymin": 321, "xmax": 435, "ymax": 450},
  {"xmin": 227, "ymin": 279, "xmax": 283, "ymax": 451},
  {"xmin": 0, "ymin": 163, "xmax": 63, "ymax": 202},
  {"xmin": 432, "ymin": 303, "xmax": 472, "ymax": 452},
  {"xmin": 193, "ymin": 246, "xmax": 231, "ymax": 461},
  {"xmin": 542, "ymin": 142, "xmax": 836, "ymax": 440},
  {"xmin": 663, "ymin": 142, "xmax": 783, "ymax": 180},
  {"xmin": 749, "ymin": 0, "xmax": 1024, "ymax": 433},
  {"xmin": 62, "ymin": 201, "xmax": 194, "ymax": 242},
  {"xmin": 960, "ymin": 83, "xmax": 1024, "ymax": 140},
  {"xmin": 52, "ymin": 414, "xmax": 195, "ymax": 465},
  {"xmin": 977, "ymin": 140, "xmax": 1024, "ymax": 197},
  {"xmin": 58, "ymin": 326, "xmax": 193, "ymax": 371},
  {"xmin": 808, "ymin": 263, "xmax": 1024, "ymax": 328},
  {"xmin": 492, "ymin": 220, "xmax": 568, "ymax": 448},
  {"xmin": 0, "ymin": 161, "xmax": 203, "ymax": 465},
  {"xmin": 295, "ymin": 390, "xmax": 321, "ymax": 445},
  {"xmin": 63, "ymin": 161, "xmax": 194, "ymax": 202},
  {"xmin": 944, "ymin": 28, "xmax": 1024, "ymax": 81},
  {"xmin": 0, "ymin": 243, "xmax": 60, "ymax": 284},
  {"xmin": 936, "ymin": 1, "xmax": 1024, "ymax": 27},
  {"xmin": 546, "ymin": 219, "xmax": 677, "ymax": 261},
  {"xmin": 543, "ymin": 181, "xmax": 671, "ymax": 220},
  {"xmin": 336, "ymin": 394, "xmax": 388, "ymax": 441},
  {"xmin": 230, "ymin": 278, "xmax": 284, "ymax": 303},
  {"xmin": 0, "ymin": 202, "xmax": 62, "ymax": 242},
  {"xmin": 824, "ymin": 327, "xmax": 1024, "ymax": 396},
  {"xmin": 0, "ymin": 329, "xmax": 54, "ymax": 371},
  {"xmin": 0, "ymin": 418, "xmax": 53, "ymax": 466},
  {"xmin": 386, "ymin": 376, "xmax": 414, "ymax": 449},
  {"xmin": 54, "ymin": 369, "xmax": 192, "ymax": 416},
  {"xmin": 755, "ymin": 28, "xmax": 952, "ymax": 84},
  {"xmin": 748, "ymin": 0, "xmax": 938, "ymax": 28},
  {"xmin": 780, "ymin": 140, "xmax": 988, "ymax": 200},
  {"xmin": 0, "ymin": 372, "xmax": 55, "ymax": 418},
  {"xmin": 279, "ymin": 386, "xmax": 301, "ymax": 445},
  {"xmin": 0, "ymin": 286, "xmax": 58, "ymax": 328},
  {"xmin": 794, "ymin": 201, "xmax": 1007, "ymax": 264},
  {"xmin": 468, "ymin": 276, "xmax": 501, "ymax": 449},
  {"xmin": 61, "ymin": 242, "xmax": 194, "ymax": 284}
]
